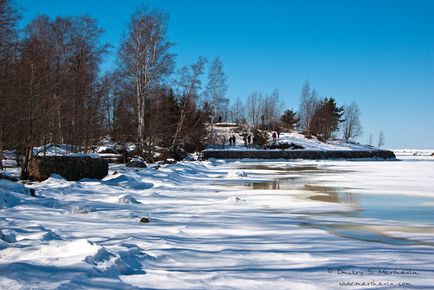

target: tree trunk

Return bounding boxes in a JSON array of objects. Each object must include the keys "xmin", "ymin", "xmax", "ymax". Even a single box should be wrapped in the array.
[
  {"xmin": 0, "ymin": 135, "xmax": 3, "ymax": 171},
  {"xmin": 20, "ymin": 146, "xmax": 33, "ymax": 180},
  {"xmin": 171, "ymin": 102, "xmax": 187, "ymax": 151}
]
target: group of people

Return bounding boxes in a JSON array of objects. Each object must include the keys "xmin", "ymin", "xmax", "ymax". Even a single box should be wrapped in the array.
[
  {"xmin": 228, "ymin": 135, "xmax": 237, "ymax": 146},
  {"xmin": 242, "ymin": 135, "xmax": 257, "ymax": 148},
  {"xmin": 227, "ymin": 131, "xmax": 279, "ymax": 148}
]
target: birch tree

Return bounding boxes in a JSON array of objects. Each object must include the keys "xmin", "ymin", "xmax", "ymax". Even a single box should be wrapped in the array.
[
  {"xmin": 171, "ymin": 57, "xmax": 206, "ymax": 151},
  {"xmin": 117, "ymin": 6, "xmax": 174, "ymax": 151},
  {"xmin": 230, "ymin": 97, "xmax": 245, "ymax": 123},
  {"xmin": 342, "ymin": 102, "xmax": 363, "ymax": 141},
  {"xmin": 261, "ymin": 90, "xmax": 281, "ymax": 130},
  {"xmin": 205, "ymin": 57, "xmax": 228, "ymax": 144},
  {"xmin": 378, "ymin": 130, "xmax": 385, "ymax": 148},
  {"xmin": 246, "ymin": 91, "xmax": 263, "ymax": 128},
  {"xmin": 298, "ymin": 80, "xmax": 318, "ymax": 136}
]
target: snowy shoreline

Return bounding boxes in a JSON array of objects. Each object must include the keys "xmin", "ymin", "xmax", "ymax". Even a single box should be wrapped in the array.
[{"xmin": 1, "ymin": 159, "xmax": 434, "ymax": 289}]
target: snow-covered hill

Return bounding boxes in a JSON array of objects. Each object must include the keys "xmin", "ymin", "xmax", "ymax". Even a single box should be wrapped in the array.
[{"xmin": 211, "ymin": 124, "xmax": 376, "ymax": 151}]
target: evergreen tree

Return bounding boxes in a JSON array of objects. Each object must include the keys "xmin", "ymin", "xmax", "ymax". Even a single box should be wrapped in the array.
[
  {"xmin": 280, "ymin": 109, "xmax": 299, "ymax": 131},
  {"xmin": 310, "ymin": 97, "xmax": 344, "ymax": 140}
]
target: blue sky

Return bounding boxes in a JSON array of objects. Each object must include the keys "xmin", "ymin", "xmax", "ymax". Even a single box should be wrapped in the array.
[{"xmin": 16, "ymin": 0, "xmax": 434, "ymax": 148}]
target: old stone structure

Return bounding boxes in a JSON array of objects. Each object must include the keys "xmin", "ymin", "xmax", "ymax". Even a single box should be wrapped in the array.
[
  {"xmin": 202, "ymin": 149, "xmax": 396, "ymax": 160},
  {"xmin": 28, "ymin": 156, "xmax": 109, "ymax": 181}
]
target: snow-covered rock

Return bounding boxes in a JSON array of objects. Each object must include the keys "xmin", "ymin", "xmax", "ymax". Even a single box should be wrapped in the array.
[
  {"xmin": 227, "ymin": 170, "xmax": 247, "ymax": 178},
  {"xmin": 118, "ymin": 194, "xmax": 141, "ymax": 204},
  {"xmin": 0, "ymin": 229, "xmax": 17, "ymax": 243}
]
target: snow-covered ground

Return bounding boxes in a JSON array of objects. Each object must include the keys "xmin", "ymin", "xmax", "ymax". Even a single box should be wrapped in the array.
[{"xmin": 1, "ymin": 157, "xmax": 434, "ymax": 289}]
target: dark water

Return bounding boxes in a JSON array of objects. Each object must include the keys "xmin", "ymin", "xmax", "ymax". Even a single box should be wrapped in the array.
[{"xmin": 236, "ymin": 163, "xmax": 434, "ymax": 246}]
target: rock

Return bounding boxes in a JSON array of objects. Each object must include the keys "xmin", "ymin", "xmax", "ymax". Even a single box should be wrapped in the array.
[
  {"xmin": 118, "ymin": 194, "xmax": 140, "ymax": 204},
  {"xmin": 28, "ymin": 156, "xmax": 108, "ymax": 181},
  {"xmin": 227, "ymin": 170, "xmax": 248, "ymax": 178},
  {"xmin": 269, "ymin": 142, "xmax": 305, "ymax": 150},
  {"xmin": 431, "ymin": 152, "xmax": 434, "ymax": 156},
  {"xmin": 172, "ymin": 148, "xmax": 187, "ymax": 161},
  {"xmin": 29, "ymin": 188, "xmax": 36, "ymax": 197},
  {"xmin": 126, "ymin": 160, "xmax": 147, "ymax": 168},
  {"xmin": 289, "ymin": 142, "xmax": 305, "ymax": 149},
  {"xmin": 0, "ymin": 173, "xmax": 18, "ymax": 182},
  {"xmin": 139, "ymin": 217, "xmax": 150, "ymax": 223},
  {"xmin": 98, "ymin": 148, "xmax": 120, "ymax": 154},
  {"xmin": 269, "ymin": 142, "xmax": 291, "ymax": 150},
  {"xmin": 164, "ymin": 158, "xmax": 177, "ymax": 165},
  {"xmin": 152, "ymin": 165, "xmax": 161, "ymax": 170},
  {"xmin": 0, "ymin": 229, "xmax": 16, "ymax": 243},
  {"xmin": 68, "ymin": 205, "xmax": 96, "ymax": 214}
]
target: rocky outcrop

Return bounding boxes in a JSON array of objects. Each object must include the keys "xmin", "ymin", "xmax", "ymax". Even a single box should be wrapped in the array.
[
  {"xmin": 28, "ymin": 156, "xmax": 108, "ymax": 181},
  {"xmin": 202, "ymin": 149, "xmax": 396, "ymax": 160}
]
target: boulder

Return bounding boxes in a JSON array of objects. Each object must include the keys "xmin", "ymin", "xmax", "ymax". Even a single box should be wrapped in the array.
[
  {"xmin": 139, "ymin": 217, "xmax": 150, "ymax": 223},
  {"xmin": 126, "ymin": 160, "xmax": 147, "ymax": 168},
  {"xmin": 28, "ymin": 156, "xmax": 108, "ymax": 181},
  {"xmin": 164, "ymin": 158, "xmax": 177, "ymax": 165}
]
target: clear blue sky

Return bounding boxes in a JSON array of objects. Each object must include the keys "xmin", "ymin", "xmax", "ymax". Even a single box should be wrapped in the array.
[{"xmin": 16, "ymin": 0, "xmax": 434, "ymax": 148}]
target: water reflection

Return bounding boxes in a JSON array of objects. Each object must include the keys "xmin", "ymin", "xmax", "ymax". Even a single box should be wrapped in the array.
[
  {"xmin": 235, "ymin": 163, "xmax": 434, "ymax": 246},
  {"xmin": 246, "ymin": 178, "xmax": 357, "ymax": 205}
]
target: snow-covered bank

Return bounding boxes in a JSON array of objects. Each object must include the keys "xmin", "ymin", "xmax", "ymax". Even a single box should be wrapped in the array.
[{"xmin": 1, "ymin": 160, "xmax": 434, "ymax": 289}]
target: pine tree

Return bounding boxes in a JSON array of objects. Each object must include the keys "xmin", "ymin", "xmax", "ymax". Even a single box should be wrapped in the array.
[
  {"xmin": 310, "ymin": 97, "xmax": 344, "ymax": 140},
  {"xmin": 280, "ymin": 109, "xmax": 299, "ymax": 131}
]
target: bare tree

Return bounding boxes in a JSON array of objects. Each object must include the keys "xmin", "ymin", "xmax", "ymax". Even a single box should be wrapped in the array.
[
  {"xmin": 246, "ymin": 91, "xmax": 263, "ymax": 128},
  {"xmin": 16, "ymin": 15, "xmax": 107, "ymax": 177},
  {"xmin": 205, "ymin": 57, "xmax": 228, "ymax": 144},
  {"xmin": 0, "ymin": 0, "xmax": 20, "ymax": 170},
  {"xmin": 171, "ymin": 57, "xmax": 206, "ymax": 151},
  {"xmin": 261, "ymin": 89, "xmax": 281, "ymax": 130},
  {"xmin": 117, "ymin": 5, "xmax": 175, "ymax": 151},
  {"xmin": 229, "ymin": 97, "xmax": 245, "ymax": 124},
  {"xmin": 368, "ymin": 133, "xmax": 373, "ymax": 146},
  {"xmin": 206, "ymin": 57, "xmax": 228, "ymax": 121},
  {"xmin": 378, "ymin": 130, "xmax": 385, "ymax": 148},
  {"xmin": 342, "ymin": 102, "xmax": 363, "ymax": 141},
  {"xmin": 298, "ymin": 80, "xmax": 318, "ymax": 136}
]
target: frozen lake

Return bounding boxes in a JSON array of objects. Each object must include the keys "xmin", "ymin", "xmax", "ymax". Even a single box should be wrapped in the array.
[
  {"xmin": 230, "ymin": 161, "xmax": 434, "ymax": 247},
  {"xmin": 1, "ymin": 157, "xmax": 434, "ymax": 289}
]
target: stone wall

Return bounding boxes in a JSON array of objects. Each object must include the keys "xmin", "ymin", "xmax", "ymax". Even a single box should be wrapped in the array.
[
  {"xmin": 28, "ymin": 156, "xmax": 109, "ymax": 181},
  {"xmin": 202, "ymin": 149, "xmax": 396, "ymax": 160}
]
